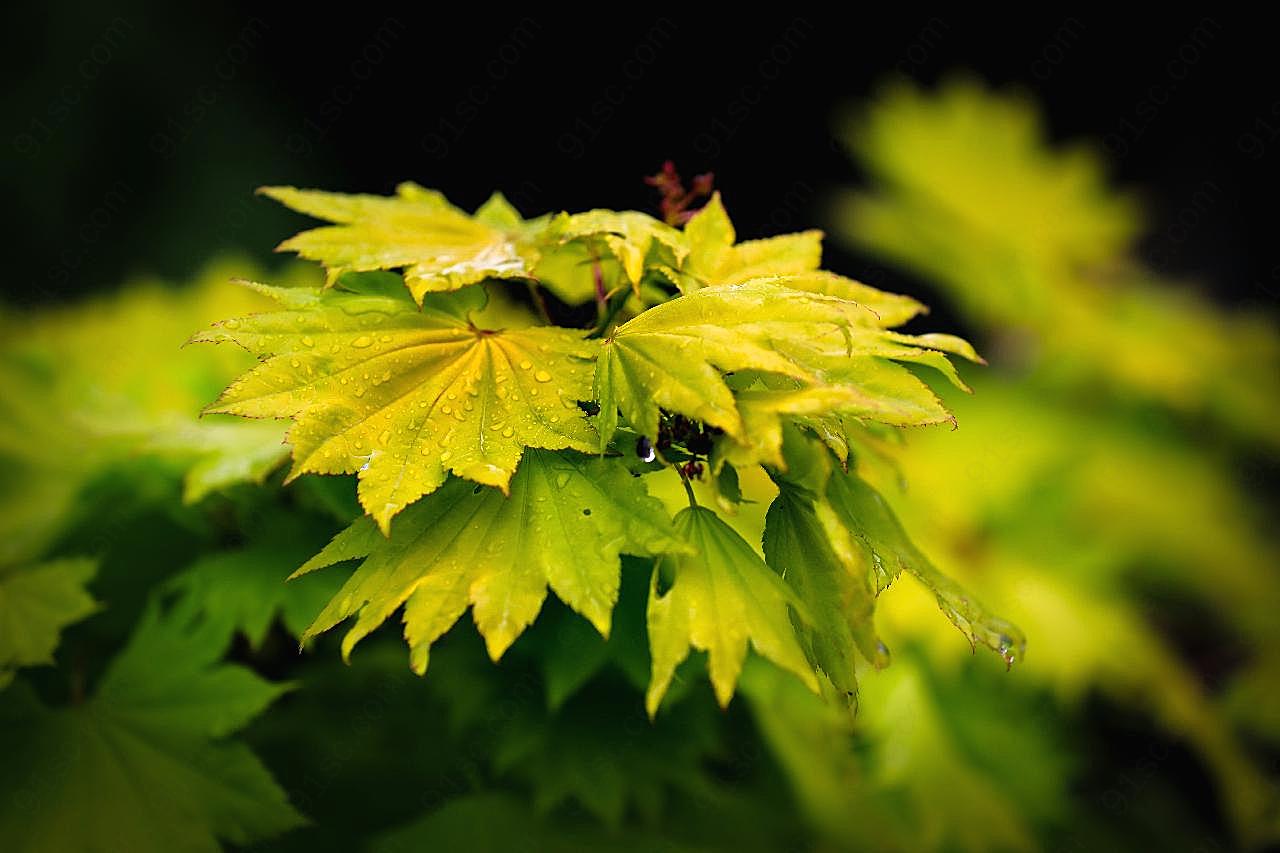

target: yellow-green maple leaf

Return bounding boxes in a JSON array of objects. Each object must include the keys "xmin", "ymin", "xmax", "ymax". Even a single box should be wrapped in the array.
[
  {"xmin": 681, "ymin": 192, "xmax": 823, "ymax": 289},
  {"xmin": 594, "ymin": 275, "xmax": 978, "ymax": 452},
  {"xmin": 841, "ymin": 80, "xmax": 1280, "ymax": 450},
  {"xmin": 194, "ymin": 282, "xmax": 598, "ymax": 532},
  {"xmin": 261, "ymin": 183, "xmax": 538, "ymax": 302},
  {"xmin": 553, "ymin": 209, "xmax": 688, "ymax": 289},
  {"xmin": 845, "ymin": 77, "xmax": 1138, "ymax": 273},
  {"xmin": 292, "ymin": 450, "xmax": 687, "ymax": 672},
  {"xmin": 646, "ymin": 505, "xmax": 819, "ymax": 715}
]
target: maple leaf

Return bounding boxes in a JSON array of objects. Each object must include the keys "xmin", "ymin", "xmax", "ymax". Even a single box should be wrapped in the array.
[
  {"xmin": 845, "ymin": 77, "xmax": 1139, "ymax": 272},
  {"xmin": 492, "ymin": 675, "xmax": 719, "ymax": 827},
  {"xmin": 142, "ymin": 417, "xmax": 290, "ymax": 504},
  {"xmin": 789, "ymin": 429, "xmax": 1023, "ymax": 665},
  {"xmin": 0, "ymin": 258, "xmax": 288, "ymax": 562},
  {"xmin": 260, "ymin": 184, "xmax": 539, "ymax": 302},
  {"xmin": 842, "ymin": 80, "xmax": 1280, "ymax": 452},
  {"xmin": 594, "ymin": 276, "xmax": 978, "ymax": 452},
  {"xmin": 194, "ymin": 281, "xmax": 599, "ymax": 532},
  {"xmin": 646, "ymin": 505, "xmax": 819, "ymax": 715},
  {"xmin": 740, "ymin": 656, "xmax": 1052, "ymax": 853},
  {"xmin": 0, "ymin": 600, "xmax": 302, "ymax": 852},
  {"xmin": 762, "ymin": 438, "xmax": 885, "ymax": 702},
  {"xmin": 0, "ymin": 559, "xmax": 98, "ymax": 688},
  {"xmin": 166, "ymin": 514, "xmax": 347, "ymax": 649},
  {"xmin": 292, "ymin": 450, "xmax": 687, "ymax": 672},
  {"xmin": 552, "ymin": 209, "xmax": 688, "ymax": 290},
  {"xmin": 680, "ymin": 192, "xmax": 823, "ymax": 289}
]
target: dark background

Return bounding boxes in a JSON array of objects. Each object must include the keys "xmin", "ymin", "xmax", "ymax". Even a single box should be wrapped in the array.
[{"xmin": 4, "ymin": 8, "xmax": 1277, "ymax": 318}]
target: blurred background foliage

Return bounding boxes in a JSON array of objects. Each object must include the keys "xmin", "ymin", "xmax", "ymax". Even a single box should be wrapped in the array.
[
  {"xmin": 833, "ymin": 79, "xmax": 1280, "ymax": 849},
  {"xmin": 4, "ymin": 8, "xmax": 1279, "ymax": 852}
]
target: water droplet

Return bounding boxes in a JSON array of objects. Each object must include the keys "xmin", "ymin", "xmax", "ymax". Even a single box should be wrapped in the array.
[
  {"xmin": 519, "ymin": 360, "xmax": 532, "ymax": 370},
  {"xmin": 224, "ymin": 318, "xmax": 240, "ymax": 329},
  {"xmin": 440, "ymin": 450, "xmax": 452, "ymax": 461},
  {"xmin": 352, "ymin": 335, "xmax": 373, "ymax": 348},
  {"xmin": 441, "ymin": 405, "xmax": 453, "ymax": 414},
  {"xmin": 379, "ymin": 430, "xmax": 391, "ymax": 445},
  {"xmin": 301, "ymin": 335, "xmax": 315, "ymax": 347},
  {"xmin": 534, "ymin": 370, "xmax": 552, "ymax": 382},
  {"xmin": 289, "ymin": 358, "xmax": 301, "ymax": 368},
  {"xmin": 501, "ymin": 426, "xmax": 514, "ymax": 438}
]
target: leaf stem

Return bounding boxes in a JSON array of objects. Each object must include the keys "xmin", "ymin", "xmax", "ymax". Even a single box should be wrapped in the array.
[
  {"xmin": 589, "ymin": 247, "xmax": 608, "ymax": 315},
  {"xmin": 679, "ymin": 469, "xmax": 699, "ymax": 507},
  {"xmin": 525, "ymin": 280, "xmax": 553, "ymax": 325},
  {"xmin": 588, "ymin": 290, "xmax": 630, "ymax": 339}
]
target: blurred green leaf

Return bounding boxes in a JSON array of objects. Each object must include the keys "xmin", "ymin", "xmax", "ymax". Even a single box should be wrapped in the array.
[
  {"xmin": 0, "ymin": 559, "xmax": 97, "ymax": 688},
  {"xmin": 0, "ymin": 599, "xmax": 302, "ymax": 852}
]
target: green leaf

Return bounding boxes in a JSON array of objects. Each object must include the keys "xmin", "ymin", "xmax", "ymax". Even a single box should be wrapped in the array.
[
  {"xmin": 0, "ymin": 601, "xmax": 302, "ymax": 852},
  {"xmin": 767, "ymin": 428, "xmax": 1022, "ymax": 670},
  {"xmin": 681, "ymin": 192, "xmax": 823, "ymax": 289},
  {"xmin": 535, "ymin": 562, "xmax": 652, "ymax": 710},
  {"xmin": 0, "ymin": 559, "xmax": 98, "ymax": 688},
  {"xmin": 493, "ymin": 676, "xmax": 719, "ymax": 827},
  {"xmin": 531, "ymin": 240, "xmax": 625, "ymax": 305},
  {"xmin": 841, "ymin": 79, "xmax": 1280, "ymax": 451},
  {"xmin": 553, "ymin": 209, "xmax": 687, "ymax": 289},
  {"xmin": 143, "ymin": 417, "xmax": 290, "ymax": 504},
  {"xmin": 261, "ymin": 183, "xmax": 539, "ymax": 301},
  {"xmin": 294, "ymin": 450, "xmax": 686, "ymax": 672},
  {"xmin": 828, "ymin": 464, "xmax": 1024, "ymax": 665},
  {"xmin": 646, "ymin": 505, "xmax": 819, "ymax": 715},
  {"xmin": 764, "ymin": 454, "xmax": 884, "ymax": 702},
  {"xmin": 194, "ymin": 282, "xmax": 600, "ymax": 532},
  {"xmin": 595, "ymin": 276, "xmax": 973, "ymax": 451},
  {"xmin": 167, "ymin": 519, "xmax": 346, "ymax": 649},
  {"xmin": 711, "ymin": 385, "xmax": 890, "ymax": 471},
  {"xmin": 857, "ymin": 656, "xmax": 1038, "ymax": 852}
]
